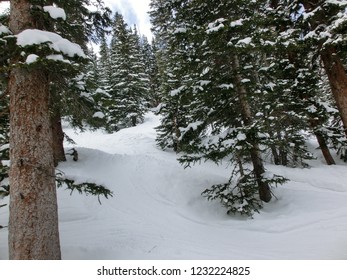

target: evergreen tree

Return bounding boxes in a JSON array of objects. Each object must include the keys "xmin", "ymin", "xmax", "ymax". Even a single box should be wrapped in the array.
[
  {"xmin": 150, "ymin": 0, "xmax": 194, "ymax": 152},
  {"xmin": 98, "ymin": 30, "xmax": 112, "ymax": 89},
  {"xmin": 141, "ymin": 35, "xmax": 160, "ymax": 107},
  {"xmin": 107, "ymin": 13, "xmax": 149, "ymax": 130},
  {"xmin": 0, "ymin": 0, "xmax": 112, "ymax": 259},
  {"xmin": 159, "ymin": 0, "xmax": 347, "ymax": 216},
  {"xmin": 44, "ymin": 0, "xmax": 111, "ymax": 164},
  {"xmin": 151, "ymin": 0, "xmax": 290, "ymax": 215},
  {"xmin": 5, "ymin": 0, "xmax": 62, "ymax": 259},
  {"xmin": 127, "ymin": 26, "xmax": 150, "ymax": 124},
  {"xmin": 290, "ymin": 0, "xmax": 347, "ymax": 136},
  {"xmin": 267, "ymin": 0, "xmax": 346, "ymax": 164}
]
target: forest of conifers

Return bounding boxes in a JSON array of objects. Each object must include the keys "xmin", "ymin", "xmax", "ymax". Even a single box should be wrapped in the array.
[{"xmin": 1, "ymin": 0, "xmax": 347, "ymax": 259}]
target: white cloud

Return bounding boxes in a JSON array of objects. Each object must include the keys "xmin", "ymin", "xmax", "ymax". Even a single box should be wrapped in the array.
[{"xmin": 104, "ymin": 0, "xmax": 152, "ymax": 40}]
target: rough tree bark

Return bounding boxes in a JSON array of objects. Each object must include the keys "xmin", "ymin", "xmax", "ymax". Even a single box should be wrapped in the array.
[
  {"xmin": 231, "ymin": 55, "xmax": 272, "ymax": 203},
  {"xmin": 51, "ymin": 109, "xmax": 66, "ymax": 167},
  {"xmin": 320, "ymin": 47, "xmax": 347, "ymax": 138},
  {"xmin": 8, "ymin": 0, "xmax": 61, "ymax": 259}
]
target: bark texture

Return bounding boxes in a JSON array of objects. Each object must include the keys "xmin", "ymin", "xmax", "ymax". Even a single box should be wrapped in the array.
[
  {"xmin": 51, "ymin": 110, "xmax": 66, "ymax": 167},
  {"xmin": 8, "ymin": 0, "xmax": 61, "ymax": 260},
  {"xmin": 320, "ymin": 48, "xmax": 347, "ymax": 137}
]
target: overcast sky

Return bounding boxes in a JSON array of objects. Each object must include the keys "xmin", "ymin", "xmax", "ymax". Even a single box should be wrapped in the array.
[
  {"xmin": 0, "ymin": 0, "xmax": 153, "ymax": 39},
  {"xmin": 104, "ymin": 0, "xmax": 152, "ymax": 39}
]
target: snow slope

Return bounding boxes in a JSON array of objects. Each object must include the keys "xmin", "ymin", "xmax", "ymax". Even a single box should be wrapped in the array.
[{"xmin": 1, "ymin": 112, "xmax": 347, "ymax": 259}]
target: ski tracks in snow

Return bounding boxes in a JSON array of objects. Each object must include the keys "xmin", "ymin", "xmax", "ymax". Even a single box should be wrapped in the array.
[{"xmin": 36, "ymin": 112, "xmax": 347, "ymax": 259}]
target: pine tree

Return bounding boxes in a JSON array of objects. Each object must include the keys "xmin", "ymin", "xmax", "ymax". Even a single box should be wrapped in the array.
[
  {"xmin": 141, "ymin": 35, "xmax": 160, "ymax": 107},
  {"xmin": 151, "ymin": 0, "xmax": 291, "ymax": 215},
  {"xmin": 150, "ymin": 0, "xmax": 194, "ymax": 152},
  {"xmin": 44, "ymin": 0, "xmax": 111, "ymax": 165},
  {"xmin": 107, "ymin": 12, "xmax": 132, "ymax": 130},
  {"xmin": 127, "ymin": 26, "xmax": 150, "ymax": 125},
  {"xmin": 98, "ymin": 30, "xmax": 112, "ymax": 89},
  {"xmin": 0, "ymin": 0, "xmax": 112, "ymax": 259},
  {"xmin": 292, "ymin": 0, "xmax": 347, "ymax": 137},
  {"xmin": 107, "ymin": 13, "xmax": 149, "ymax": 130},
  {"xmin": 267, "ymin": 0, "xmax": 345, "ymax": 165},
  {"xmin": 6, "ymin": 0, "xmax": 62, "ymax": 259}
]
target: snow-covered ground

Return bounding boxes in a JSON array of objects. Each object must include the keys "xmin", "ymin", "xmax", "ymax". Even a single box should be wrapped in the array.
[{"xmin": 1, "ymin": 112, "xmax": 347, "ymax": 259}]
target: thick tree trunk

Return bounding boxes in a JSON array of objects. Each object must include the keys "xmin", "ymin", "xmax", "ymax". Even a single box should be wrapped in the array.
[
  {"xmin": 51, "ymin": 110, "xmax": 66, "ymax": 167},
  {"xmin": 231, "ymin": 55, "xmax": 272, "ymax": 203},
  {"xmin": 8, "ymin": 0, "xmax": 61, "ymax": 260},
  {"xmin": 320, "ymin": 47, "xmax": 347, "ymax": 138}
]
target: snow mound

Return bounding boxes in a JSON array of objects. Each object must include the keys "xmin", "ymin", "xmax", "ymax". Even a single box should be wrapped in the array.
[{"xmin": 1, "ymin": 112, "xmax": 347, "ymax": 260}]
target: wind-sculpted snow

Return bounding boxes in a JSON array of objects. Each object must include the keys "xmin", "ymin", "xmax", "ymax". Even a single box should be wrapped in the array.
[{"xmin": 1, "ymin": 112, "xmax": 347, "ymax": 259}]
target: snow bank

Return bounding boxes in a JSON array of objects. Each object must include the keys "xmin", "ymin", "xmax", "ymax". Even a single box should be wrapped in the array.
[{"xmin": 1, "ymin": 112, "xmax": 347, "ymax": 260}]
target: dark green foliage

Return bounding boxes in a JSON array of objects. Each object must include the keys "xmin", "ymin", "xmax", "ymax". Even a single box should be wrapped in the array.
[
  {"xmin": 202, "ymin": 166, "xmax": 288, "ymax": 216},
  {"xmin": 0, "ymin": 1, "xmax": 113, "ymax": 202},
  {"xmin": 150, "ymin": 0, "xmax": 347, "ymax": 216},
  {"xmin": 141, "ymin": 36, "xmax": 161, "ymax": 107},
  {"xmin": 101, "ymin": 13, "xmax": 150, "ymax": 131},
  {"xmin": 56, "ymin": 172, "xmax": 113, "ymax": 204}
]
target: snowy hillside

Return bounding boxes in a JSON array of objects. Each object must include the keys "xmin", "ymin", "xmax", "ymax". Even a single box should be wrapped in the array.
[{"xmin": 1, "ymin": 112, "xmax": 347, "ymax": 259}]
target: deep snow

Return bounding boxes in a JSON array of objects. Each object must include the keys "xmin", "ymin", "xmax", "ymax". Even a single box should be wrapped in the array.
[{"xmin": 1, "ymin": 112, "xmax": 347, "ymax": 259}]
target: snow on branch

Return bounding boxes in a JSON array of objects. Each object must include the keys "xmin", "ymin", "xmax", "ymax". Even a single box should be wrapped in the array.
[
  {"xmin": 43, "ymin": 5, "xmax": 66, "ymax": 20},
  {"xmin": 206, "ymin": 18, "xmax": 226, "ymax": 34},
  {"xmin": 16, "ymin": 29, "xmax": 86, "ymax": 58},
  {"xmin": 0, "ymin": 24, "xmax": 11, "ymax": 35}
]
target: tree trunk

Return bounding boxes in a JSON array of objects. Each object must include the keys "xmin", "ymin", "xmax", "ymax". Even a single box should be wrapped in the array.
[
  {"xmin": 320, "ymin": 47, "xmax": 347, "ymax": 138},
  {"xmin": 314, "ymin": 131, "xmax": 336, "ymax": 165},
  {"xmin": 231, "ymin": 55, "xmax": 272, "ymax": 203},
  {"xmin": 8, "ymin": 0, "xmax": 61, "ymax": 260},
  {"xmin": 131, "ymin": 115, "xmax": 137, "ymax": 127},
  {"xmin": 309, "ymin": 118, "xmax": 336, "ymax": 165},
  {"xmin": 51, "ymin": 110, "xmax": 66, "ymax": 167}
]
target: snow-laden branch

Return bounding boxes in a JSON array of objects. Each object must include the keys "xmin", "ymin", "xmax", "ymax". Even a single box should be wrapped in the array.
[
  {"xmin": 0, "ymin": 24, "xmax": 11, "ymax": 35},
  {"xmin": 43, "ymin": 5, "xmax": 66, "ymax": 20},
  {"xmin": 16, "ymin": 29, "xmax": 86, "ymax": 58}
]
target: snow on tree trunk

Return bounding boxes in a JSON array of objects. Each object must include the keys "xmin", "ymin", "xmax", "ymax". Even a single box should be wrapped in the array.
[
  {"xmin": 8, "ymin": 0, "xmax": 61, "ymax": 260},
  {"xmin": 321, "ymin": 47, "xmax": 347, "ymax": 138}
]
